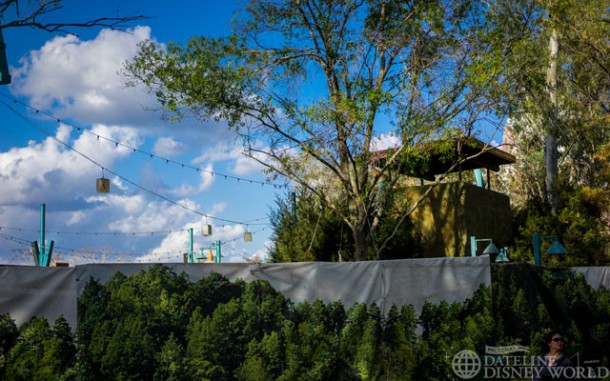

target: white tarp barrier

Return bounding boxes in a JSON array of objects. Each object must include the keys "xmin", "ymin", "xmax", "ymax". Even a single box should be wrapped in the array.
[
  {"xmin": 571, "ymin": 267, "xmax": 610, "ymax": 290},
  {"xmin": 1, "ymin": 256, "xmax": 492, "ymax": 328},
  {"xmin": 0, "ymin": 266, "xmax": 77, "ymax": 328}
]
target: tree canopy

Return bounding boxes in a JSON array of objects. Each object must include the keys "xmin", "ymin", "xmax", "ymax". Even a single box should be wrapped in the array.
[
  {"xmin": 125, "ymin": 0, "xmax": 511, "ymax": 261},
  {"xmin": 497, "ymin": 0, "xmax": 609, "ymax": 215},
  {"xmin": 495, "ymin": 0, "xmax": 610, "ymax": 263}
]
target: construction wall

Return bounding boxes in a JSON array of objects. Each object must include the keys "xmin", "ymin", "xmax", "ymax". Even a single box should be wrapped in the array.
[
  {"xmin": 0, "ymin": 256, "xmax": 492, "ymax": 328},
  {"xmin": 404, "ymin": 182, "xmax": 512, "ymax": 257}
]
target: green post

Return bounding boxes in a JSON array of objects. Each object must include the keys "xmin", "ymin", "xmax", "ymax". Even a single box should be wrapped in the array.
[
  {"xmin": 214, "ymin": 240, "xmax": 222, "ymax": 263},
  {"xmin": 533, "ymin": 232, "xmax": 542, "ymax": 267},
  {"xmin": 32, "ymin": 203, "xmax": 54, "ymax": 266},
  {"xmin": 188, "ymin": 228, "xmax": 194, "ymax": 263},
  {"xmin": 290, "ymin": 191, "xmax": 297, "ymax": 222},
  {"xmin": 473, "ymin": 168, "xmax": 485, "ymax": 188},
  {"xmin": 470, "ymin": 236, "xmax": 477, "ymax": 257}
]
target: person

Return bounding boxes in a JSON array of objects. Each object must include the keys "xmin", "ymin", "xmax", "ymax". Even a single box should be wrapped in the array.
[{"xmin": 533, "ymin": 330, "xmax": 575, "ymax": 380}]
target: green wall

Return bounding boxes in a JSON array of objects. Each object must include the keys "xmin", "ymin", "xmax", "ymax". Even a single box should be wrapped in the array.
[{"xmin": 404, "ymin": 182, "xmax": 512, "ymax": 257}]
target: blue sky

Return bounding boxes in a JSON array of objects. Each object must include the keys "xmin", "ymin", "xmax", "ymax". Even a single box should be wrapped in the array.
[
  {"xmin": 0, "ymin": 0, "xmax": 283, "ymax": 265},
  {"xmin": 0, "ymin": 1, "xmax": 508, "ymax": 266}
]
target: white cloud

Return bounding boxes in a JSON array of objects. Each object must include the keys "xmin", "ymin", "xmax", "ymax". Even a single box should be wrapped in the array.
[
  {"xmin": 9, "ymin": 25, "xmax": 234, "ymax": 147},
  {"xmin": 135, "ymin": 161, "xmax": 215, "ymax": 198},
  {"xmin": 233, "ymin": 150, "xmax": 267, "ymax": 176},
  {"xmin": 0, "ymin": 124, "xmax": 137, "ymax": 206},
  {"xmin": 154, "ymin": 137, "xmax": 187, "ymax": 157},
  {"xmin": 135, "ymin": 204, "xmax": 244, "ymax": 263},
  {"xmin": 370, "ymin": 132, "xmax": 401, "ymax": 151},
  {"xmin": 11, "ymin": 26, "xmax": 160, "ymax": 126},
  {"xmin": 0, "ymin": 26, "xmax": 274, "ymax": 265},
  {"xmin": 169, "ymin": 166, "xmax": 215, "ymax": 197},
  {"xmin": 109, "ymin": 198, "xmax": 198, "ymax": 233},
  {"xmin": 193, "ymin": 139, "xmax": 268, "ymax": 176},
  {"xmin": 66, "ymin": 211, "xmax": 86, "ymax": 225},
  {"xmin": 193, "ymin": 139, "xmax": 242, "ymax": 164}
]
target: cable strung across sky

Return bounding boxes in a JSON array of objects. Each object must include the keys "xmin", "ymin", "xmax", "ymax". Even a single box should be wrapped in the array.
[
  {"xmin": 0, "ymin": 225, "xmax": 269, "ymax": 262},
  {"xmin": 0, "ymin": 94, "xmax": 288, "ymax": 190},
  {"xmin": 0, "ymin": 12, "xmax": 278, "ymax": 264},
  {"xmin": 0, "ymin": 98, "xmax": 272, "ymax": 226}
]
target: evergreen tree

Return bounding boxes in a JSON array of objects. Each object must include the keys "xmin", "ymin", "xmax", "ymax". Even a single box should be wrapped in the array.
[
  {"xmin": 0, "ymin": 313, "xmax": 19, "ymax": 378},
  {"xmin": 3, "ymin": 316, "xmax": 75, "ymax": 381}
]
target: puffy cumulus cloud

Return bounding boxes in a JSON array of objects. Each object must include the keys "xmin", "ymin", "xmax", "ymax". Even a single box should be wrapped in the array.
[
  {"xmin": 108, "ymin": 198, "xmax": 200, "ymax": 234},
  {"xmin": 138, "ymin": 229, "xmax": 188, "ymax": 263},
  {"xmin": 193, "ymin": 139, "xmax": 267, "ymax": 176},
  {"xmin": 233, "ymin": 150, "xmax": 267, "ymax": 176},
  {"xmin": 85, "ymin": 192, "xmax": 147, "ymax": 217},
  {"xmin": 10, "ymin": 26, "xmax": 160, "ymax": 126},
  {"xmin": 193, "ymin": 139, "xmax": 243, "ymax": 164},
  {"xmin": 74, "ymin": 124, "xmax": 142, "ymax": 166},
  {"xmin": 0, "ymin": 123, "xmax": 137, "ymax": 206},
  {"xmin": 370, "ymin": 132, "xmax": 401, "ymax": 151},
  {"xmin": 137, "ymin": 162, "xmax": 215, "ymax": 198},
  {"xmin": 135, "ymin": 203, "xmax": 239, "ymax": 263},
  {"xmin": 153, "ymin": 137, "xmax": 188, "ymax": 157},
  {"xmin": 170, "ymin": 165, "xmax": 215, "ymax": 197},
  {"xmin": 0, "ymin": 122, "xmax": 150, "ymax": 264},
  {"xmin": 0, "ymin": 27, "xmax": 275, "ymax": 265}
]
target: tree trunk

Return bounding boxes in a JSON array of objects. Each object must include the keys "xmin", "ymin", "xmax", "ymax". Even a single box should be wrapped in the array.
[
  {"xmin": 545, "ymin": 28, "xmax": 559, "ymax": 214},
  {"xmin": 352, "ymin": 223, "xmax": 369, "ymax": 261}
]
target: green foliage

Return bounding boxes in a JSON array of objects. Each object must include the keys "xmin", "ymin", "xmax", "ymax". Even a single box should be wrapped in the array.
[
  {"xmin": 499, "ymin": 0, "xmax": 610, "ymax": 244},
  {"xmin": 510, "ymin": 181, "xmax": 610, "ymax": 266},
  {"xmin": 77, "ymin": 265, "xmax": 196, "ymax": 381},
  {"xmin": 2, "ymin": 316, "xmax": 75, "ymax": 381},
  {"xmin": 0, "ymin": 313, "xmax": 19, "ymax": 375},
  {"xmin": 269, "ymin": 191, "xmax": 353, "ymax": 262},
  {"xmin": 269, "ymin": 189, "xmax": 422, "ymax": 262},
  {"xmin": 491, "ymin": 263, "xmax": 610, "ymax": 368},
  {"xmin": 125, "ymin": 0, "xmax": 518, "ymax": 261}
]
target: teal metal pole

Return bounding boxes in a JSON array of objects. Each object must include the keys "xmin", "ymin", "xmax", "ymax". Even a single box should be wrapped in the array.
[
  {"xmin": 533, "ymin": 232, "xmax": 542, "ymax": 267},
  {"xmin": 290, "ymin": 191, "xmax": 297, "ymax": 224},
  {"xmin": 473, "ymin": 168, "xmax": 485, "ymax": 188},
  {"xmin": 215, "ymin": 240, "xmax": 222, "ymax": 263},
  {"xmin": 37, "ymin": 203, "xmax": 54, "ymax": 266},
  {"xmin": 40, "ymin": 203, "xmax": 46, "ymax": 259},
  {"xmin": 470, "ymin": 236, "xmax": 477, "ymax": 257},
  {"xmin": 188, "ymin": 228, "xmax": 194, "ymax": 263}
]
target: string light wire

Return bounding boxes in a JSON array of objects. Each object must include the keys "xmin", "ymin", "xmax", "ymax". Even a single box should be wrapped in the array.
[
  {"xmin": 0, "ymin": 226, "xmax": 270, "ymax": 263},
  {"xmin": 0, "ymin": 98, "xmax": 270, "ymax": 226},
  {"xmin": 0, "ymin": 94, "xmax": 287, "ymax": 189}
]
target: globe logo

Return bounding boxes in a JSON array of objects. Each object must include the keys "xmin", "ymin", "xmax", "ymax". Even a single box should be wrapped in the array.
[{"xmin": 452, "ymin": 349, "xmax": 481, "ymax": 379}]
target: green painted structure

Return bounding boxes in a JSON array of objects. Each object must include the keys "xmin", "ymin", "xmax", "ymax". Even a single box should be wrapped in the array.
[
  {"xmin": 404, "ymin": 182, "xmax": 512, "ymax": 257},
  {"xmin": 373, "ymin": 138, "xmax": 517, "ymax": 258}
]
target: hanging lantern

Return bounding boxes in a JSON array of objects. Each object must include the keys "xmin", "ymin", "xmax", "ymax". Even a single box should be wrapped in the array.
[
  {"xmin": 202, "ymin": 224, "xmax": 212, "ymax": 236},
  {"xmin": 244, "ymin": 231, "xmax": 253, "ymax": 242},
  {"xmin": 96, "ymin": 177, "xmax": 110, "ymax": 193}
]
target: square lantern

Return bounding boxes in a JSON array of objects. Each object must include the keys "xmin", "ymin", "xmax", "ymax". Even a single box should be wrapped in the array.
[
  {"xmin": 202, "ymin": 224, "xmax": 212, "ymax": 236},
  {"xmin": 96, "ymin": 178, "xmax": 110, "ymax": 193},
  {"xmin": 244, "ymin": 231, "xmax": 253, "ymax": 242}
]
